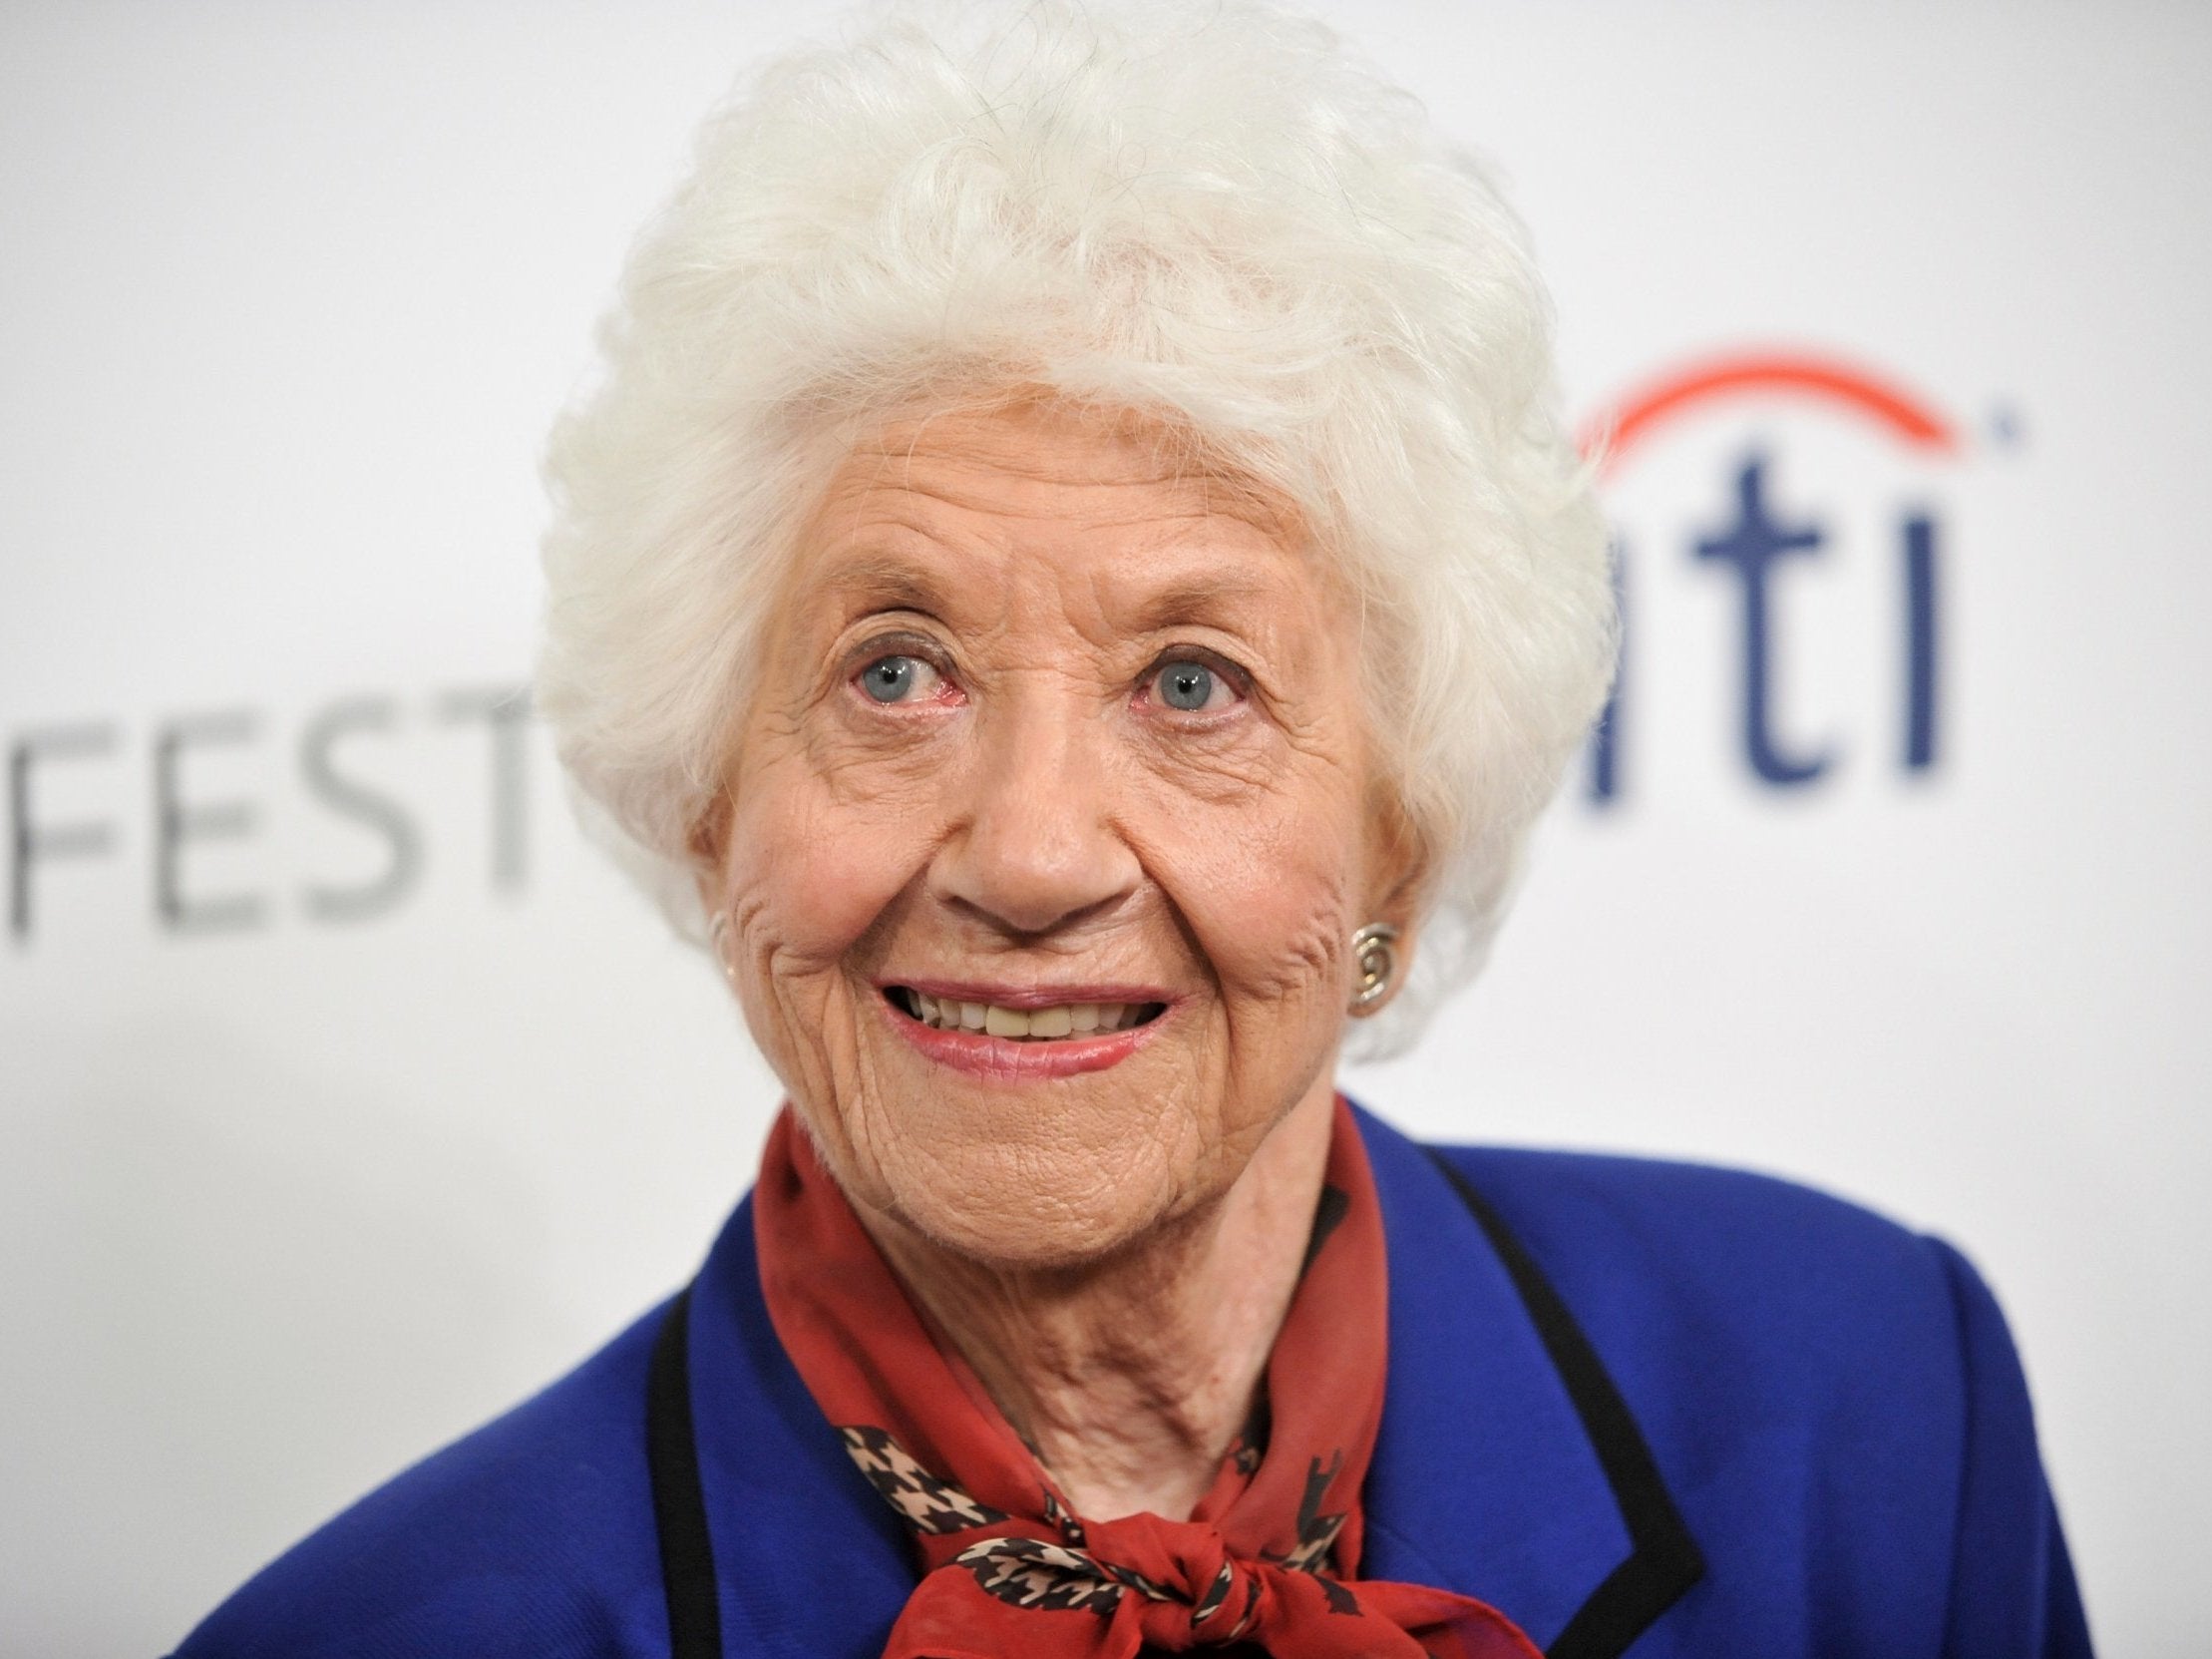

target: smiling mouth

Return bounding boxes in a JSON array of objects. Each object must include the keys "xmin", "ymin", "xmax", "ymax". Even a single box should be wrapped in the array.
[{"xmin": 885, "ymin": 987, "xmax": 1167, "ymax": 1041}]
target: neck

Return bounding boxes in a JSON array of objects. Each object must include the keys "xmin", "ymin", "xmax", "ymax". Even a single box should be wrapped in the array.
[{"xmin": 862, "ymin": 1080, "xmax": 1338, "ymax": 1523}]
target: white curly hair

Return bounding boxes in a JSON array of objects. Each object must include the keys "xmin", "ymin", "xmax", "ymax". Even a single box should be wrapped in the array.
[{"xmin": 536, "ymin": 0, "xmax": 1616, "ymax": 1056}]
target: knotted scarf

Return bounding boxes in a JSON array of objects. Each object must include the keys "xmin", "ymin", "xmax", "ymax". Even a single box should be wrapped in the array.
[{"xmin": 753, "ymin": 1099, "xmax": 1541, "ymax": 1659}]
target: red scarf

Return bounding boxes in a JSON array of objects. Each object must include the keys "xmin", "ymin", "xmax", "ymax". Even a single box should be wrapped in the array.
[{"xmin": 753, "ymin": 1099, "xmax": 1541, "ymax": 1659}]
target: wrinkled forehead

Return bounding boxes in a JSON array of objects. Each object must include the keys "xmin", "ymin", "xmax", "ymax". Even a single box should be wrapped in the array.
[
  {"xmin": 781, "ymin": 399, "xmax": 1340, "ymax": 638},
  {"xmin": 834, "ymin": 396, "xmax": 1302, "ymax": 522}
]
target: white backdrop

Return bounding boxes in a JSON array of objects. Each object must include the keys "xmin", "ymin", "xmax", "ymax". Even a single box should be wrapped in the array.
[{"xmin": 3, "ymin": 4, "xmax": 2207, "ymax": 1654}]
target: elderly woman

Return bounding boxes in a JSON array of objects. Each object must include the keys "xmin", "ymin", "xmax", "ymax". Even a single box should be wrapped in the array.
[{"xmin": 175, "ymin": 4, "xmax": 2089, "ymax": 1657}]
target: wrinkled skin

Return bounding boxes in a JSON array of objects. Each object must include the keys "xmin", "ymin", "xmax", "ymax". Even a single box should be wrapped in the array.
[{"xmin": 697, "ymin": 397, "xmax": 1418, "ymax": 1517}]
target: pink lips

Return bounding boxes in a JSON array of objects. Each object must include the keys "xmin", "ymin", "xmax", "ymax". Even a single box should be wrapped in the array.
[{"xmin": 876, "ymin": 981, "xmax": 1174, "ymax": 1080}]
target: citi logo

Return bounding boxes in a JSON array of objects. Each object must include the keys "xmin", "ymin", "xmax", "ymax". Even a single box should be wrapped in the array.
[{"xmin": 1578, "ymin": 350, "xmax": 1990, "ymax": 805}]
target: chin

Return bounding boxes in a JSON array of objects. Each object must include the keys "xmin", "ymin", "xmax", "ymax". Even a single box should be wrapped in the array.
[{"xmin": 869, "ymin": 1113, "xmax": 1214, "ymax": 1274}]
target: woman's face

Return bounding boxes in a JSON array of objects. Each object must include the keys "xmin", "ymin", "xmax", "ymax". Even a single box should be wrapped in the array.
[{"xmin": 704, "ymin": 400, "xmax": 1409, "ymax": 1268}]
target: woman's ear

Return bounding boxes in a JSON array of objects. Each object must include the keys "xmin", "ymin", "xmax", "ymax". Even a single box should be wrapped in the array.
[
  {"xmin": 1362, "ymin": 785, "xmax": 1430, "ymax": 933},
  {"xmin": 1350, "ymin": 789, "xmax": 1427, "ymax": 1018},
  {"xmin": 687, "ymin": 790, "xmax": 734, "ymax": 913}
]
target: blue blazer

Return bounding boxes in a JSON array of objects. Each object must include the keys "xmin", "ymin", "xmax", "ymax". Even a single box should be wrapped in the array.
[{"xmin": 173, "ymin": 1104, "xmax": 2091, "ymax": 1658}]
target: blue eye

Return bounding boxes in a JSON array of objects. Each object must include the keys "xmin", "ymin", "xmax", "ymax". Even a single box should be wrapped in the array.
[
  {"xmin": 859, "ymin": 654, "xmax": 936, "ymax": 703},
  {"xmin": 1153, "ymin": 659, "xmax": 1224, "ymax": 711}
]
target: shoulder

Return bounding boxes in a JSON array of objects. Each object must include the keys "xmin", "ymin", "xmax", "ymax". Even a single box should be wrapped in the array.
[
  {"xmin": 170, "ymin": 1300, "xmax": 673, "ymax": 1659},
  {"xmin": 1430, "ymin": 1141, "xmax": 1963, "ymax": 1351},
  {"xmin": 1427, "ymin": 1141, "xmax": 1979, "ymax": 1451},
  {"xmin": 1424, "ymin": 1143, "xmax": 2090, "ymax": 1655}
]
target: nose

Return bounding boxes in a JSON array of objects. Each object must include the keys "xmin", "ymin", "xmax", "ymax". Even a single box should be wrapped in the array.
[{"xmin": 932, "ymin": 686, "xmax": 1140, "ymax": 939}]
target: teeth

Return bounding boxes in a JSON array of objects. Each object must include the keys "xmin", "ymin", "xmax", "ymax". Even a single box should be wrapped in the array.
[{"xmin": 897, "ymin": 992, "xmax": 1158, "ymax": 1040}]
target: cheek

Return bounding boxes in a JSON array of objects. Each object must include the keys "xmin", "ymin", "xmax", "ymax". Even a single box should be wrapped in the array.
[
  {"xmin": 718, "ymin": 740, "xmax": 933, "ymax": 976},
  {"xmin": 1149, "ymin": 769, "xmax": 1362, "ymax": 1018},
  {"xmin": 1165, "ymin": 620, "xmax": 1372, "ymax": 1020}
]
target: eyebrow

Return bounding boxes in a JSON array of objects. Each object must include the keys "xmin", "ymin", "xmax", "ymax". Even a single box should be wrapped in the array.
[
  {"xmin": 1127, "ymin": 569, "xmax": 1285, "ymax": 633},
  {"xmin": 809, "ymin": 552, "xmax": 955, "ymax": 619}
]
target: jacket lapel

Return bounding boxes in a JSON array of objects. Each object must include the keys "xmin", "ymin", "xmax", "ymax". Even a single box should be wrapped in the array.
[
  {"xmin": 685, "ymin": 1194, "xmax": 920, "ymax": 1657},
  {"xmin": 680, "ymin": 1106, "xmax": 1700, "ymax": 1658},
  {"xmin": 1356, "ymin": 1105, "xmax": 1702, "ymax": 1658}
]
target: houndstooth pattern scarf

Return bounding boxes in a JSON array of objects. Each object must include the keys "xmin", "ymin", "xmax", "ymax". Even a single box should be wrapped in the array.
[{"xmin": 752, "ymin": 1098, "xmax": 1542, "ymax": 1659}]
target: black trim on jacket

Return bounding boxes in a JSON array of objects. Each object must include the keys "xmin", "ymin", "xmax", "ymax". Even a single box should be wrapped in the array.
[{"xmin": 644, "ymin": 1154, "xmax": 1704, "ymax": 1658}]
